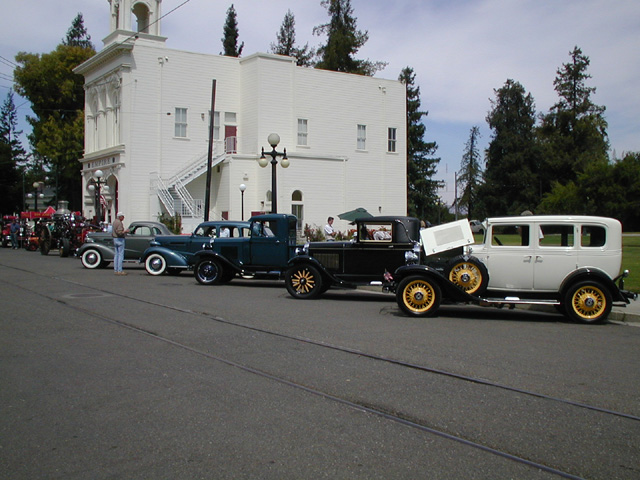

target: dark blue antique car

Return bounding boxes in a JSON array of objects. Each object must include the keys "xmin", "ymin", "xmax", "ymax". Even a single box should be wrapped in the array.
[{"xmin": 141, "ymin": 221, "xmax": 250, "ymax": 275}]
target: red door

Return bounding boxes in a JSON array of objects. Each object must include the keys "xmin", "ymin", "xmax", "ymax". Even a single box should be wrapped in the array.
[{"xmin": 225, "ymin": 125, "xmax": 237, "ymax": 153}]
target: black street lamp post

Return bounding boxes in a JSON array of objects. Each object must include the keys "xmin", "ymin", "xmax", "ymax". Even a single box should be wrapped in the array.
[
  {"xmin": 87, "ymin": 170, "xmax": 108, "ymax": 223},
  {"xmin": 258, "ymin": 133, "xmax": 289, "ymax": 213},
  {"xmin": 27, "ymin": 181, "xmax": 45, "ymax": 212},
  {"xmin": 239, "ymin": 183, "xmax": 246, "ymax": 220}
]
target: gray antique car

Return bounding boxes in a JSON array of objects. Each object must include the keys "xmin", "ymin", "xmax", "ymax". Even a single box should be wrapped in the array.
[{"xmin": 78, "ymin": 221, "xmax": 171, "ymax": 269}]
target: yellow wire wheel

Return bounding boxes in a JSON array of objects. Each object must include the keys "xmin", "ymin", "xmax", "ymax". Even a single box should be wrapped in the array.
[
  {"xmin": 565, "ymin": 281, "xmax": 612, "ymax": 323},
  {"xmin": 396, "ymin": 276, "xmax": 441, "ymax": 316},
  {"xmin": 446, "ymin": 256, "xmax": 488, "ymax": 295},
  {"xmin": 286, "ymin": 264, "xmax": 323, "ymax": 299}
]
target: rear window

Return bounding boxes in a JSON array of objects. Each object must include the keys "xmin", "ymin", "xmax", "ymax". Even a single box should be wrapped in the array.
[
  {"xmin": 359, "ymin": 222, "xmax": 393, "ymax": 242},
  {"xmin": 581, "ymin": 225, "xmax": 606, "ymax": 247},
  {"xmin": 539, "ymin": 224, "xmax": 574, "ymax": 247}
]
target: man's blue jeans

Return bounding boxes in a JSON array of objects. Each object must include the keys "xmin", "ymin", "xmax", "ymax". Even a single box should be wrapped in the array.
[{"xmin": 113, "ymin": 237, "xmax": 125, "ymax": 272}]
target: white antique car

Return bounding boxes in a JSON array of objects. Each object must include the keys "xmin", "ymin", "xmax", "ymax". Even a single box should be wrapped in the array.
[{"xmin": 390, "ymin": 215, "xmax": 636, "ymax": 323}]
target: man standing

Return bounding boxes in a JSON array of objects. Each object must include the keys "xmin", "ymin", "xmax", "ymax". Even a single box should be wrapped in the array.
[
  {"xmin": 112, "ymin": 212, "xmax": 129, "ymax": 275},
  {"xmin": 324, "ymin": 216, "xmax": 336, "ymax": 241},
  {"xmin": 10, "ymin": 219, "xmax": 20, "ymax": 249}
]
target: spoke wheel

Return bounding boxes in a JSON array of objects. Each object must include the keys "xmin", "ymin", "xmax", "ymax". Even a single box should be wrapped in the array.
[
  {"xmin": 285, "ymin": 264, "xmax": 324, "ymax": 299},
  {"xmin": 194, "ymin": 258, "xmax": 224, "ymax": 285},
  {"xmin": 564, "ymin": 281, "xmax": 612, "ymax": 324},
  {"xmin": 446, "ymin": 256, "xmax": 488, "ymax": 295},
  {"xmin": 145, "ymin": 253, "xmax": 167, "ymax": 275},
  {"xmin": 396, "ymin": 276, "xmax": 441, "ymax": 317}
]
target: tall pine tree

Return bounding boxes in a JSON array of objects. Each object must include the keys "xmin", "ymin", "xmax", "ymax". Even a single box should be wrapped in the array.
[
  {"xmin": 270, "ymin": 10, "xmax": 314, "ymax": 66},
  {"xmin": 221, "ymin": 4, "xmax": 244, "ymax": 57},
  {"xmin": 538, "ymin": 46, "xmax": 608, "ymax": 188},
  {"xmin": 313, "ymin": 0, "xmax": 385, "ymax": 76},
  {"xmin": 399, "ymin": 67, "xmax": 440, "ymax": 222},
  {"xmin": 457, "ymin": 126, "xmax": 483, "ymax": 219},
  {"xmin": 477, "ymin": 79, "xmax": 540, "ymax": 216},
  {"xmin": 0, "ymin": 92, "xmax": 26, "ymax": 213}
]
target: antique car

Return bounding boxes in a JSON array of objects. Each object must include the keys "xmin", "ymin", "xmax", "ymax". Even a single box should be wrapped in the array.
[
  {"xmin": 78, "ymin": 221, "xmax": 171, "ymax": 269},
  {"xmin": 284, "ymin": 216, "xmax": 448, "ymax": 296},
  {"xmin": 192, "ymin": 214, "xmax": 299, "ymax": 285},
  {"xmin": 286, "ymin": 215, "xmax": 636, "ymax": 324},
  {"xmin": 141, "ymin": 221, "xmax": 250, "ymax": 275}
]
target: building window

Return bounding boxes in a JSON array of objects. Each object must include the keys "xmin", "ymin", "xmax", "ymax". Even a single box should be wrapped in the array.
[
  {"xmin": 175, "ymin": 108, "xmax": 187, "ymax": 137},
  {"xmin": 292, "ymin": 190, "xmax": 303, "ymax": 231},
  {"xmin": 210, "ymin": 111, "xmax": 220, "ymax": 140},
  {"xmin": 357, "ymin": 124, "xmax": 366, "ymax": 150},
  {"xmin": 297, "ymin": 119, "xmax": 308, "ymax": 146},
  {"xmin": 388, "ymin": 127, "xmax": 397, "ymax": 152}
]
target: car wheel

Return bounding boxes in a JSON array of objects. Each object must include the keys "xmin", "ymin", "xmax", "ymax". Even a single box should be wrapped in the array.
[
  {"xmin": 81, "ymin": 249, "xmax": 106, "ymax": 269},
  {"xmin": 195, "ymin": 258, "xmax": 224, "ymax": 285},
  {"xmin": 59, "ymin": 238, "xmax": 71, "ymax": 257},
  {"xmin": 396, "ymin": 276, "xmax": 441, "ymax": 317},
  {"xmin": 145, "ymin": 253, "xmax": 167, "ymax": 275},
  {"xmin": 446, "ymin": 255, "xmax": 488, "ymax": 295},
  {"xmin": 285, "ymin": 264, "xmax": 324, "ymax": 299},
  {"xmin": 563, "ymin": 280, "xmax": 612, "ymax": 324}
]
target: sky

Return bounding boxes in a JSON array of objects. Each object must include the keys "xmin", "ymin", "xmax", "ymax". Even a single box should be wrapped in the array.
[{"xmin": 1, "ymin": 0, "xmax": 638, "ymax": 205}]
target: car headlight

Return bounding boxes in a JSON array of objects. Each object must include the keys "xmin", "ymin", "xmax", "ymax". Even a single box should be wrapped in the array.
[{"xmin": 405, "ymin": 244, "xmax": 420, "ymax": 265}]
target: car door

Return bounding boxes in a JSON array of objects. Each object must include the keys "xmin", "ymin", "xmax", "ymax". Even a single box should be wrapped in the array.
[
  {"xmin": 125, "ymin": 224, "xmax": 155, "ymax": 259},
  {"xmin": 484, "ymin": 223, "xmax": 535, "ymax": 291},
  {"xmin": 249, "ymin": 219, "xmax": 289, "ymax": 267},
  {"xmin": 532, "ymin": 223, "xmax": 577, "ymax": 292}
]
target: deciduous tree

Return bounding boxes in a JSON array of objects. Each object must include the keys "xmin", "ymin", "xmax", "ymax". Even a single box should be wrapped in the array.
[{"xmin": 13, "ymin": 15, "xmax": 95, "ymax": 209}]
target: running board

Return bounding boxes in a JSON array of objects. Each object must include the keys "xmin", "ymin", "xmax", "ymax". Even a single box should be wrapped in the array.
[{"xmin": 479, "ymin": 297, "xmax": 560, "ymax": 307}]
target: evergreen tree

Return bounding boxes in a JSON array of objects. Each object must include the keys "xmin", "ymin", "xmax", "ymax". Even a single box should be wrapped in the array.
[
  {"xmin": 538, "ymin": 46, "xmax": 608, "ymax": 189},
  {"xmin": 271, "ymin": 10, "xmax": 314, "ymax": 67},
  {"xmin": 221, "ymin": 4, "xmax": 244, "ymax": 57},
  {"xmin": 399, "ymin": 67, "xmax": 440, "ymax": 222},
  {"xmin": 313, "ymin": 0, "xmax": 386, "ymax": 76},
  {"xmin": 477, "ymin": 79, "xmax": 540, "ymax": 217},
  {"xmin": 63, "ymin": 13, "xmax": 93, "ymax": 49},
  {"xmin": 457, "ymin": 126, "xmax": 483, "ymax": 219},
  {"xmin": 13, "ymin": 17, "xmax": 95, "ymax": 210},
  {"xmin": 0, "ymin": 92, "xmax": 26, "ymax": 213}
]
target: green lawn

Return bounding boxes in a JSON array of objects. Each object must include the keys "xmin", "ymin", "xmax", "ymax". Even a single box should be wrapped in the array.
[
  {"xmin": 623, "ymin": 234, "xmax": 640, "ymax": 293},
  {"xmin": 470, "ymin": 233, "xmax": 640, "ymax": 293}
]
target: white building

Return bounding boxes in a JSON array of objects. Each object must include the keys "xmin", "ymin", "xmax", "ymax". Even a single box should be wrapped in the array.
[{"xmin": 74, "ymin": 0, "xmax": 407, "ymax": 233}]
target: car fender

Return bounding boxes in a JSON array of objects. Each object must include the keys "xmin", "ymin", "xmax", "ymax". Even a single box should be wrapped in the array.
[
  {"xmin": 193, "ymin": 250, "xmax": 242, "ymax": 274},
  {"xmin": 288, "ymin": 255, "xmax": 353, "ymax": 288},
  {"xmin": 393, "ymin": 264, "xmax": 474, "ymax": 302},
  {"xmin": 141, "ymin": 246, "xmax": 189, "ymax": 267},
  {"xmin": 77, "ymin": 242, "xmax": 115, "ymax": 261},
  {"xmin": 559, "ymin": 267, "xmax": 627, "ymax": 302}
]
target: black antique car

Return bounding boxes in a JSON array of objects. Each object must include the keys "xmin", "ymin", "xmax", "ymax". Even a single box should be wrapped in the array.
[
  {"xmin": 285, "ymin": 216, "xmax": 425, "ymax": 298},
  {"xmin": 78, "ymin": 221, "xmax": 172, "ymax": 269}
]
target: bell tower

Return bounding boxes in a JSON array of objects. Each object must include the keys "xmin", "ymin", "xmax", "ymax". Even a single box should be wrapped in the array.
[{"xmin": 107, "ymin": 0, "xmax": 163, "ymax": 41}]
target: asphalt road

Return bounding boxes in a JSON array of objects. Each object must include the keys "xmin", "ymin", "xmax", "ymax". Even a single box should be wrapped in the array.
[{"xmin": 1, "ymin": 248, "xmax": 639, "ymax": 479}]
